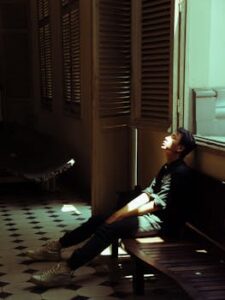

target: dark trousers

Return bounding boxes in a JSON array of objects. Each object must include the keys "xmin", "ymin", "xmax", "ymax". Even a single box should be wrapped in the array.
[{"xmin": 59, "ymin": 214, "xmax": 160, "ymax": 270}]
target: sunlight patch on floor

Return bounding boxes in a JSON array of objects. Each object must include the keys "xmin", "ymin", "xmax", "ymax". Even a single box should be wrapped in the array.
[{"xmin": 61, "ymin": 204, "xmax": 81, "ymax": 214}]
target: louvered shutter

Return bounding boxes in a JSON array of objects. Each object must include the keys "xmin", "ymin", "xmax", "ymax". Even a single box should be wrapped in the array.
[
  {"xmin": 98, "ymin": 0, "xmax": 131, "ymax": 119},
  {"xmin": 37, "ymin": 0, "xmax": 53, "ymax": 109},
  {"xmin": 141, "ymin": 0, "xmax": 172, "ymax": 124},
  {"xmin": 61, "ymin": 0, "xmax": 81, "ymax": 117}
]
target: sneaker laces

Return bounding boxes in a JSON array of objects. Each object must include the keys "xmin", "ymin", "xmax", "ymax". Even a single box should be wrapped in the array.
[
  {"xmin": 40, "ymin": 264, "xmax": 69, "ymax": 280},
  {"xmin": 45, "ymin": 241, "xmax": 60, "ymax": 252}
]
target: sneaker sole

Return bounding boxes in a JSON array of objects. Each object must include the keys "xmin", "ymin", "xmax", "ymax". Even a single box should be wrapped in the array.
[
  {"xmin": 26, "ymin": 252, "xmax": 61, "ymax": 262},
  {"xmin": 30, "ymin": 276, "xmax": 73, "ymax": 287}
]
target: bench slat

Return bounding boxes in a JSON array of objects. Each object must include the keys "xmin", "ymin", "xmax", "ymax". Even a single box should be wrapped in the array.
[{"xmin": 122, "ymin": 237, "xmax": 225, "ymax": 300}]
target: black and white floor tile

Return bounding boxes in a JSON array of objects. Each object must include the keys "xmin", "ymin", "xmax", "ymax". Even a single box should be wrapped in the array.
[{"xmin": 0, "ymin": 183, "xmax": 189, "ymax": 300}]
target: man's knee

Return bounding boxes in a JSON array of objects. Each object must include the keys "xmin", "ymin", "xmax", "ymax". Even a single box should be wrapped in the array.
[{"xmin": 87, "ymin": 214, "xmax": 107, "ymax": 226}]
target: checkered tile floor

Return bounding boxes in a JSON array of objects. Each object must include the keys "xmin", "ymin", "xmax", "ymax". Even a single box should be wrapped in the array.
[{"xmin": 0, "ymin": 183, "xmax": 189, "ymax": 300}]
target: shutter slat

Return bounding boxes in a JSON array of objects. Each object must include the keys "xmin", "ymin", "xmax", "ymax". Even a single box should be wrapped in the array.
[
  {"xmin": 141, "ymin": 0, "xmax": 172, "ymax": 121},
  {"xmin": 98, "ymin": 0, "xmax": 131, "ymax": 118},
  {"xmin": 38, "ymin": 0, "xmax": 49, "ymax": 21},
  {"xmin": 38, "ymin": 1, "xmax": 53, "ymax": 107},
  {"xmin": 62, "ymin": 0, "xmax": 81, "ymax": 117}
]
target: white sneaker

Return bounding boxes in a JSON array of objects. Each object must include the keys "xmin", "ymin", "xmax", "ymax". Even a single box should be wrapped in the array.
[
  {"xmin": 30, "ymin": 263, "xmax": 73, "ymax": 287},
  {"xmin": 26, "ymin": 240, "xmax": 61, "ymax": 261}
]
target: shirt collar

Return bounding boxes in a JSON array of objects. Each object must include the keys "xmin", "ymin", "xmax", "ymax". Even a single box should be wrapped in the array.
[{"xmin": 164, "ymin": 159, "xmax": 184, "ymax": 171}]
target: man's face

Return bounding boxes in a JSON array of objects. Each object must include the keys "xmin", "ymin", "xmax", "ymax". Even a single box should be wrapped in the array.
[{"xmin": 161, "ymin": 132, "xmax": 183, "ymax": 153}]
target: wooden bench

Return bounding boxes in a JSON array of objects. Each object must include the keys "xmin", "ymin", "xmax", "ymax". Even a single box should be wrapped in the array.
[{"xmin": 121, "ymin": 172, "xmax": 225, "ymax": 300}]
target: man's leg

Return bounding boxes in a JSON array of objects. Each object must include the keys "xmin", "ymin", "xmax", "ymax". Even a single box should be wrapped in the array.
[
  {"xmin": 30, "ymin": 215, "xmax": 161, "ymax": 287},
  {"xmin": 26, "ymin": 215, "xmax": 106, "ymax": 261},
  {"xmin": 67, "ymin": 214, "xmax": 160, "ymax": 269},
  {"xmin": 59, "ymin": 214, "xmax": 106, "ymax": 247}
]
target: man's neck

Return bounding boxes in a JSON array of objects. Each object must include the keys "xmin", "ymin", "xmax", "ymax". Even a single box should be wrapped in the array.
[{"xmin": 165, "ymin": 152, "xmax": 181, "ymax": 164}]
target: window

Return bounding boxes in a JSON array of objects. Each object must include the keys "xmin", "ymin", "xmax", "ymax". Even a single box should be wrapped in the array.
[
  {"xmin": 184, "ymin": 0, "xmax": 225, "ymax": 149},
  {"xmin": 61, "ymin": 0, "xmax": 81, "ymax": 117},
  {"xmin": 37, "ymin": 0, "xmax": 53, "ymax": 109},
  {"xmin": 193, "ymin": 88, "xmax": 225, "ymax": 147}
]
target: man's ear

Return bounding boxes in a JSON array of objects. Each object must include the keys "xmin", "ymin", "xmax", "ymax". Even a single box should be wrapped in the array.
[{"xmin": 177, "ymin": 144, "xmax": 185, "ymax": 153}]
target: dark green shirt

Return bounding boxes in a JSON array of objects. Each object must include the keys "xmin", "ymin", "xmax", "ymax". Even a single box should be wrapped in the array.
[{"xmin": 143, "ymin": 159, "xmax": 193, "ymax": 235}]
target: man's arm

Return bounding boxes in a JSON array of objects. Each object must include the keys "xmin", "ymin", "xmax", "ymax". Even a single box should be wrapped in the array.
[
  {"xmin": 106, "ymin": 193, "xmax": 159, "ymax": 224},
  {"xmin": 106, "ymin": 172, "xmax": 172, "ymax": 224}
]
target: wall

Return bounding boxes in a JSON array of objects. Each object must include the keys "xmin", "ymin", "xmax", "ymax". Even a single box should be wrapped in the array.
[
  {"xmin": 184, "ymin": 0, "xmax": 225, "ymax": 181},
  {"xmin": 185, "ymin": 0, "xmax": 225, "ymax": 87},
  {"xmin": 0, "ymin": 0, "xmax": 32, "ymax": 124},
  {"xmin": 209, "ymin": 0, "xmax": 225, "ymax": 86},
  {"xmin": 194, "ymin": 147, "xmax": 225, "ymax": 181},
  {"xmin": 92, "ymin": 125, "xmax": 131, "ymax": 214},
  {"xmin": 186, "ymin": 0, "xmax": 211, "ymax": 88},
  {"xmin": 138, "ymin": 128, "xmax": 167, "ymax": 188}
]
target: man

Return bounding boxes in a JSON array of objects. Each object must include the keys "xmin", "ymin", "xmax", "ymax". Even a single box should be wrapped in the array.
[{"xmin": 27, "ymin": 127, "xmax": 196, "ymax": 287}]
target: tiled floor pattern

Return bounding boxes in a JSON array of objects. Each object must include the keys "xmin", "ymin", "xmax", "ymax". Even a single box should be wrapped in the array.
[{"xmin": 0, "ymin": 184, "xmax": 190, "ymax": 300}]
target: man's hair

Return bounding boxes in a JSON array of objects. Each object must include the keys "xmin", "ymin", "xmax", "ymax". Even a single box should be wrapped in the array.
[{"xmin": 177, "ymin": 127, "xmax": 196, "ymax": 158}]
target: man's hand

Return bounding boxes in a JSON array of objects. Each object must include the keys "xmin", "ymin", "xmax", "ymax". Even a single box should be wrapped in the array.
[
  {"xmin": 106, "ymin": 212, "xmax": 123, "ymax": 224},
  {"xmin": 106, "ymin": 193, "xmax": 152, "ymax": 224}
]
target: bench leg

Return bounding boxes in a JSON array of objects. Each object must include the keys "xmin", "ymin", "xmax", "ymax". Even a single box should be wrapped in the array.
[
  {"xmin": 111, "ymin": 239, "xmax": 119, "ymax": 258},
  {"xmin": 132, "ymin": 256, "xmax": 145, "ymax": 295}
]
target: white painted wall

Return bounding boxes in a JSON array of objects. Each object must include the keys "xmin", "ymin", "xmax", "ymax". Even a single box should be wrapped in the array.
[
  {"xmin": 184, "ymin": 0, "xmax": 225, "ymax": 136},
  {"xmin": 186, "ymin": 0, "xmax": 211, "ymax": 88},
  {"xmin": 209, "ymin": 0, "xmax": 225, "ymax": 86}
]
